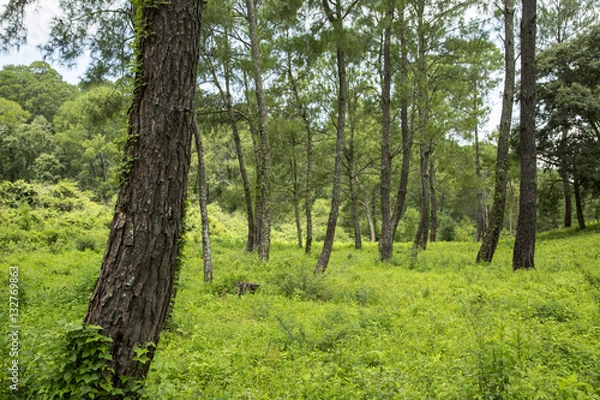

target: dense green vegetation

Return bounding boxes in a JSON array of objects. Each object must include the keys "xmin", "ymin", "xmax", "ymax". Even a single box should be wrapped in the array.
[{"xmin": 1, "ymin": 184, "xmax": 599, "ymax": 398}]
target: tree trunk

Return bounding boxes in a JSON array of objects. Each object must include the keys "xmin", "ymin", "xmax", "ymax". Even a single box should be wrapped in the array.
[
  {"xmin": 84, "ymin": 0, "xmax": 203, "ymax": 387},
  {"xmin": 379, "ymin": 2, "xmax": 394, "ymax": 261},
  {"xmin": 513, "ymin": 0, "xmax": 537, "ymax": 270},
  {"xmin": 290, "ymin": 140, "xmax": 303, "ymax": 248},
  {"xmin": 286, "ymin": 64, "xmax": 313, "ymax": 254},
  {"xmin": 315, "ymin": 0, "xmax": 346, "ymax": 274},
  {"xmin": 208, "ymin": 58, "xmax": 255, "ymax": 253},
  {"xmin": 561, "ymin": 171, "xmax": 572, "ymax": 227},
  {"xmin": 474, "ymin": 123, "xmax": 485, "ymax": 242},
  {"xmin": 429, "ymin": 158, "xmax": 437, "ymax": 243},
  {"xmin": 477, "ymin": 0, "xmax": 515, "ymax": 264},
  {"xmin": 350, "ymin": 174, "xmax": 362, "ymax": 250},
  {"xmin": 414, "ymin": 142, "xmax": 431, "ymax": 251},
  {"xmin": 573, "ymin": 180, "xmax": 586, "ymax": 229},
  {"xmin": 194, "ymin": 129, "xmax": 213, "ymax": 282},
  {"xmin": 99, "ymin": 152, "xmax": 108, "ymax": 182},
  {"xmin": 391, "ymin": 2, "xmax": 412, "ymax": 239},
  {"xmin": 246, "ymin": 0, "xmax": 271, "ymax": 261},
  {"xmin": 364, "ymin": 189, "xmax": 377, "ymax": 242},
  {"xmin": 242, "ymin": 71, "xmax": 262, "ymax": 250}
]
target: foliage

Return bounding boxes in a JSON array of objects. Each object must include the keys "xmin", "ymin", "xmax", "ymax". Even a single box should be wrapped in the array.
[{"xmin": 1, "ymin": 194, "xmax": 599, "ymax": 398}]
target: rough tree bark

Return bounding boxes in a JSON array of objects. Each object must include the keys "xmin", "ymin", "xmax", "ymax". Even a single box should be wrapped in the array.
[
  {"xmin": 379, "ymin": 2, "xmax": 394, "ymax": 261},
  {"xmin": 246, "ymin": 0, "xmax": 271, "ymax": 261},
  {"xmin": 84, "ymin": 0, "xmax": 203, "ymax": 386},
  {"xmin": 477, "ymin": 0, "xmax": 516, "ymax": 263},
  {"xmin": 194, "ymin": 129, "xmax": 213, "ymax": 283},
  {"xmin": 315, "ymin": 0, "xmax": 347, "ymax": 274},
  {"xmin": 513, "ymin": 0, "xmax": 537, "ymax": 270}
]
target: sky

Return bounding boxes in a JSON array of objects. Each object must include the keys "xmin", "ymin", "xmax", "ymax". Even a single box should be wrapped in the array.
[{"xmin": 0, "ymin": 0, "xmax": 89, "ymax": 84}]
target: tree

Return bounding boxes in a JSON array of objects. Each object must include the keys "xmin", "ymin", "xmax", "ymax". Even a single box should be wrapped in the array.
[
  {"xmin": 537, "ymin": 24, "xmax": 600, "ymax": 230},
  {"xmin": 79, "ymin": 0, "xmax": 205, "ymax": 389},
  {"xmin": 512, "ymin": 0, "xmax": 537, "ymax": 270},
  {"xmin": 245, "ymin": 0, "xmax": 272, "ymax": 261},
  {"xmin": 477, "ymin": 0, "xmax": 516, "ymax": 263},
  {"xmin": 201, "ymin": 1, "xmax": 257, "ymax": 253},
  {"xmin": 314, "ymin": 0, "xmax": 356, "ymax": 274},
  {"xmin": 0, "ymin": 62, "xmax": 75, "ymax": 121}
]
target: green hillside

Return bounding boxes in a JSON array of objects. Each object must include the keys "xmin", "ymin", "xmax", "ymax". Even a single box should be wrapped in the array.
[{"xmin": 1, "ymin": 184, "xmax": 598, "ymax": 399}]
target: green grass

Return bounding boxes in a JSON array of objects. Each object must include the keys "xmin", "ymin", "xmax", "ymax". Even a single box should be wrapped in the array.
[{"xmin": 1, "ymin": 209, "xmax": 599, "ymax": 398}]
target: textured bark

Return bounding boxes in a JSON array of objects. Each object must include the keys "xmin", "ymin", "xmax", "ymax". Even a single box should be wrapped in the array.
[
  {"xmin": 477, "ymin": 0, "xmax": 516, "ymax": 263},
  {"xmin": 513, "ymin": 0, "xmax": 537, "ymax": 270},
  {"xmin": 379, "ymin": 2, "xmax": 394, "ymax": 261},
  {"xmin": 246, "ymin": 0, "xmax": 271, "ymax": 261},
  {"xmin": 315, "ymin": 0, "xmax": 346, "ymax": 274},
  {"xmin": 193, "ymin": 129, "xmax": 213, "ymax": 282},
  {"xmin": 84, "ymin": 0, "xmax": 203, "ymax": 387}
]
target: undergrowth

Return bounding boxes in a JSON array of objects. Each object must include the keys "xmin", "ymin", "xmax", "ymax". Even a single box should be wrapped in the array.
[{"xmin": 0, "ymin": 183, "xmax": 599, "ymax": 398}]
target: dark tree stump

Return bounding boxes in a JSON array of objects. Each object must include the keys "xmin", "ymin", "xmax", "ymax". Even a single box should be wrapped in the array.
[{"xmin": 234, "ymin": 281, "xmax": 260, "ymax": 295}]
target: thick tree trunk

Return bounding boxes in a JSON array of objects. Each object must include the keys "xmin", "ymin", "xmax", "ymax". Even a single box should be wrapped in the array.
[
  {"xmin": 84, "ymin": 0, "xmax": 203, "ymax": 387},
  {"xmin": 513, "ymin": 0, "xmax": 537, "ymax": 270},
  {"xmin": 477, "ymin": 0, "xmax": 515, "ymax": 263},
  {"xmin": 194, "ymin": 129, "xmax": 213, "ymax": 282},
  {"xmin": 315, "ymin": 0, "xmax": 346, "ymax": 273},
  {"xmin": 379, "ymin": 3, "xmax": 394, "ymax": 261},
  {"xmin": 246, "ymin": 0, "xmax": 271, "ymax": 261},
  {"xmin": 573, "ymin": 180, "xmax": 586, "ymax": 229}
]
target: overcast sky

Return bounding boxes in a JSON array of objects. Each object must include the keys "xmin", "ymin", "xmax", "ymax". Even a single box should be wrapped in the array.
[{"xmin": 0, "ymin": 0, "xmax": 89, "ymax": 84}]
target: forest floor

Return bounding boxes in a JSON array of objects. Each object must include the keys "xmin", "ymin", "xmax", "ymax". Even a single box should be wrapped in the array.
[{"xmin": 0, "ymin": 196, "xmax": 599, "ymax": 398}]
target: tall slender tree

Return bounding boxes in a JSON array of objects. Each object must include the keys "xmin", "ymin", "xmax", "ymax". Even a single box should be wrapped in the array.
[
  {"xmin": 314, "ymin": 0, "xmax": 353, "ymax": 274},
  {"xmin": 513, "ymin": 0, "xmax": 537, "ymax": 270},
  {"xmin": 477, "ymin": 0, "xmax": 516, "ymax": 263},
  {"xmin": 379, "ymin": 1, "xmax": 395, "ymax": 261},
  {"xmin": 245, "ymin": 0, "xmax": 272, "ymax": 261}
]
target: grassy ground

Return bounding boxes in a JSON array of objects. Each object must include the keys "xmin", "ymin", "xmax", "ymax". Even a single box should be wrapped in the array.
[{"xmin": 1, "ymin": 200, "xmax": 599, "ymax": 398}]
